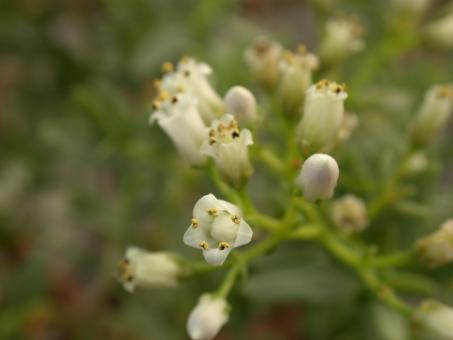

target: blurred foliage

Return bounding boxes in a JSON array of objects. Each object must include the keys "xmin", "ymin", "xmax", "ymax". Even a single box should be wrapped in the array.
[{"xmin": 0, "ymin": 0, "xmax": 452, "ymax": 339}]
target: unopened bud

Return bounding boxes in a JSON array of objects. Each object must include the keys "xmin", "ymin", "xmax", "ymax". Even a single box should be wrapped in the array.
[
  {"xmin": 224, "ymin": 86, "xmax": 258, "ymax": 127},
  {"xmin": 416, "ymin": 219, "xmax": 453, "ymax": 268},
  {"xmin": 411, "ymin": 84, "xmax": 453, "ymax": 146},
  {"xmin": 413, "ymin": 299, "xmax": 453, "ymax": 339},
  {"xmin": 330, "ymin": 194, "xmax": 368, "ymax": 232},
  {"xmin": 296, "ymin": 153, "xmax": 339, "ymax": 202},
  {"xmin": 425, "ymin": 11, "xmax": 453, "ymax": 48},
  {"xmin": 187, "ymin": 294, "xmax": 230, "ymax": 340}
]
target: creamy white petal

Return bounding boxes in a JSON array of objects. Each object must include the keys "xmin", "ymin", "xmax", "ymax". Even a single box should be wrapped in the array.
[
  {"xmin": 202, "ymin": 248, "xmax": 232, "ymax": 266},
  {"xmin": 183, "ymin": 225, "xmax": 210, "ymax": 249},
  {"xmin": 193, "ymin": 194, "xmax": 224, "ymax": 223},
  {"xmin": 233, "ymin": 220, "xmax": 253, "ymax": 247}
]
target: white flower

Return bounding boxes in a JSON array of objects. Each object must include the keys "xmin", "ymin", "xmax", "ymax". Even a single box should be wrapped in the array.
[
  {"xmin": 158, "ymin": 58, "xmax": 224, "ymax": 124},
  {"xmin": 331, "ymin": 194, "xmax": 368, "ymax": 232},
  {"xmin": 245, "ymin": 36, "xmax": 283, "ymax": 89},
  {"xmin": 224, "ymin": 86, "xmax": 258, "ymax": 128},
  {"xmin": 411, "ymin": 84, "xmax": 453, "ymax": 146},
  {"xmin": 296, "ymin": 153, "xmax": 339, "ymax": 202},
  {"xmin": 416, "ymin": 219, "xmax": 453, "ymax": 268},
  {"xmin": 201, "ymin": 114, "xmax": 253, "ymax": 187},
  {"xmin": 297, "ymin": 80, "xmax": 348, "ymax": 153},
  {"xmin": 278, "ymin": 46, "xmax": 319, "ymax": 115},
  {"xmin": 150, "ymin": 91, "xmax": 208, "ymax": 166},
  {"xmin": 319, "ymin": 18, "xmax": 365, "ymax": 64},
  {"xmin": 183, "ymin": 194, "xmax": 253, "ymax": 266},
  {"xmin": 187, "ymin": 294, "xmax": 229, "ymax": 340},
  {"xmin": 413, "ymin": 300, "xmax": 453, "ymax": 339},
  {"xmin": 426, "ymin": 11, "xmax": 453, "ymax": 48},
  {"xmin": 117, "ymin": 247, "xmax": 182, "ymax": 293}
]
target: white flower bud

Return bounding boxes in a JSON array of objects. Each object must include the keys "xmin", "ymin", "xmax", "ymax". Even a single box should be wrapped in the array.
[
  {"xmin": 405, "ymin": 151, "xmax": 428, "ymax": 174},
  {"xmin": 413, "ymin": 300, "xmax": 453, "ymax": 339},
  {"xmin": 319, "ymin": 18, "xmax": 365, "ymax": 64},
  {"xmin": 157, "ymin": 58, "xmax": 224, "ymax": 124},
  {"xmin": 278, "ymin": 46, "xmax": 319, "ymax": 115},
  {"xmin": 187, "ymin": 294, "xmax": 229, "ymax": 340},
  {"xmin": 150, "ymin": 92, "xmax": 208, "ymax": 166},
  {"xmin": 224, "ymin": 86, "xmax": 258, "ymax": 127},
  {"xmin": 183, "ymin": 194, "xmax": 253, "ymax": 266},
  {"xmin": 245, "ymin": 36, "xmax": 283, "ymax": 89},
  {"xmin": 416, "ymin": 219, "xmax": 453, "ymax": 268},
  {"xmin": 201, "ymin": 114, "xmax": 253, "ymax": 187},
  {"xmin": 117, "ymin": 247, "xmax": 182, "ymax": 292},
  {"xmin": 297, "ymin": 80, "xmax": 348, "ymax": 153},
  {"xmin": 296, "ymin": 153, "xmax": 339, "ymax": 202},
  {"xmin": 425, "ymin": 11, "xmax": 453, "ymax": 48},
  {"xmin": 330, "ymin": 194, "xmax": 368, "ymax": 232},
  {"xmin": 411, "ymin": 84, "xmax": 453, "ymax": 146}
]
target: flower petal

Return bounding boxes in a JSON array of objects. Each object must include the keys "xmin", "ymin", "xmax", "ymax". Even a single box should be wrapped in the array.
[
  {"xmin": 183, "ymin": 226, "xmax": 209, "ymax": 248},
  {"xmin": 233, "ymin": 220, "xmax": 253, "ymax": 247},
  {"xmin": 218, "ymin": 199, "xmax": 242, "ymax": 217},
  {"xmin": 202, "ymin": 248, "xmax": 232, "ymax": 266},
  {"xmin": 193, "ymin": 193, "xmax": 223, "ymax": 224}
]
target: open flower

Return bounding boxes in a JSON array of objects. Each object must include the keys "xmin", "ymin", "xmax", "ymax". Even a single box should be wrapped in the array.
[
  {"xmin": 297, "ymin": 80, "xmax": 348, "ymax": 153},
  {"xmin": 201, "ymin": 114, "xmax": 253, "ymax": 187},
  {"xmin": 116, "ymin": 247, "xmax": 182, "ymax": 293},
  {"xmin": 158, "ymin": 58, "xmax": 223, "ymax": 123},
  {"xmin": 245, "ymin": 36, "xmax": 283, "ymax": 89},
  {"xmin": 278, "ymin": 45, "xmax": 319, "ymax": 115},
  {"xmin": 187, "ymin": 294, "xmax": 230, "ymax": 340},
  {"xmin": 411, "ymin": 84, "xmax": 453, "ymax": 146},
  {"xmin": 183, "ymin": 194, "xmax": 253, "ymax": 266},
  {"xmin": 330, "ymin": 194, "xmax": 368, "ymax": 232},
  {"xmin": 319, "ymin": 17, "xmax": 365, "ymax": 64},
  {"xmin": 150, "ymin": 91, "xmax": 208, "ymax": 166},
  {"xmin": 416, "ymin": 219, "xmax": 453, "ymax": 268},
  {"xmin": 296, "ymin": 153, "xmax": 339, "ymax": 202}
]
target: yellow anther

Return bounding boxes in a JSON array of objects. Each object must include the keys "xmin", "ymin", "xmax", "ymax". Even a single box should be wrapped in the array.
[
  {"xmin": 171, "ymin": 96, "xmax": 178, "ymax": 104},
  {"xmin": 176, "ymin": 84, "xmax": 184, "ymax": 93},
  {"xmin": 231, "ymin": 215, "xmax": 240, "ymax": 224},
  {"xmin": 297, "ymin": 44, "xmax": 307, "ymax": 55},
  {"xmin": 162, "ymin": 62, "xmax": 174, "ymax": 73},
  {"xmin": 158, "ymin": 90, "xmax": 169, "ymax": 101},
  {"xmin": 219, "ymin": 242, "xmax": 230, "ymax": 250},
  {"xmin": 183, "ymin": 70, "xmax": 191, "ymax": 77},
  {"xmin": 153, "ymin": 79, "xmax": 162, "ymax": 89},
  {"xmin": 152, "ymin": 100, "xmax": 160, "ymax": 110},
  {"xmin": 209, "ymin": 137, "xmax": 216, "ymax": 145},
  {"xmin": 180, "ymin": 56, "xmax": 190, "ymax": 64},
  {"xmin": 191, "ymin": 218, "xmax": 199, "ymax": 228},
  {"xmin": 199, "ymin": 241, "xmax": 209, "ymax": 250},
  {"xmin": 206, "ymin": 208, "xmax": 218, "ymax": 216},
  {"xmin": 232, "ymin": 131, "xmax": 240, "ymax": 139}
]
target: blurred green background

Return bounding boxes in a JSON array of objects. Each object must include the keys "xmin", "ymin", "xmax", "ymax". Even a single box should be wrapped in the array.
[{"xmin": 0, "ymin": 0, "xmax": 452, "ymax": 339}]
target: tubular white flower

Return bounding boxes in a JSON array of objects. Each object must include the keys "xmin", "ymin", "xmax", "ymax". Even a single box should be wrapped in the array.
[
  {"xmin": 224, "ymin": 86, "xmax": 258, "ymax": 128},
  {"xmin": 150, "ymin": 91, "xmax": 208, "ymax": 166},
  {"xmin": 117, "ymin": 247, "xmax": 182, "ymax": 293},
  {"xmin": 201, "ymin": 114, "xmax": 254, "ymax": 187},
  {"xmin": 187, "ymin": 294, "xmax": 229, "ymax": 340},
  {"xmin": 296, "ymin": 153, "xmax": 339, "ymax": 202},
  {"xmin": 319, "ymin": 18, "xmax": 365, "ymax": 64},
  {"xmin": 297, "ymin": 79, "xmax": 348, "ymax": 153},
  {"xmin": 411, "ymin": 84, "xmax": 453, "ymax": 146},
  {"xmin": 245, "ymin": 36, "xmax": 283, "ymax": 89},
  {"xmin": 425, "ymin": 11, "xmax": 453, "ymax": 48},
  {"xmin": 330, "ymin": 194, "xmax": 368, "ymax": 232},
  {"xmin": 416, "ymin": 219, "xmax": 453, "ymax": 268},
  {"xmin": 278, "ymin": 45, "xmax": 319, "ymax": 115},
  {"xmin": 413, "ymin": 300, "xmax": 453, "ymax": 339},
  {"xmin": 183, "ymin": 194, "xmax": 253, "ymax": 266},
  {"xmin": 158, "ymin": 58, "xmax": 224, "ymax": 124}
]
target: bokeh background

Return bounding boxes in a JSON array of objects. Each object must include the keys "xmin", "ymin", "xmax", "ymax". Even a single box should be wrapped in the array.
[{"xmin": 1, "ymin": 0, "xmax": 452, "ymax": 339}]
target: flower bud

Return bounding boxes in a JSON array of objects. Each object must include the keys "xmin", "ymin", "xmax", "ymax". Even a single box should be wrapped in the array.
[
  {"xmin": 413, "ymin": 300, "xmax": 453, "ymax": 339},
  {"xmin": 117, "ymin": 247, "xmax": 183, "ymax": 292},
  {"xmin": 416, "ymin": 219, "xmax": 453, "ymax": 268},
  {"xmin": 425, "ymin": 11, "xmax": 453, "ymax": 48},
  {"xmin": 296, "ymin": 153, "xmax": 339, "ymax": 202},
  {"xmin": 183, "ymin": 194, "xmax": 253, "ymax": 266},
  {"xmin": 187, "ymin": 294, "xmax": 229, "ymax": 340},
  {"xmin": 319, "ymin": 17, "xmax": 365, "ymax": 64},
  {"xmin": 150, "ymin": 92, "xmax": 208, "ymax": 166},
  {"xmin": 278, "ymin": 45, "xmax": 319, "ymax": 115},
  {"xmin": 330, "ymin": 194, "xmax": 368, "ymax": 232},
  {"xmin": 245, "ymin": 36, "xmax": 282, "ymax": 89},
  {"xmin": 224, "ymin": 86, "xmax": 258, "ymax": 127},
  {"xmin": 201, "ymin": 114, "xmax": 254, "ymax": 187},
  {"xmin": 411, "ymin": 84, "xmax": 453, "ymax": 146},
  {"xmin": 297, "ymin": 80, "xmax": 348, "ymax": 153}
]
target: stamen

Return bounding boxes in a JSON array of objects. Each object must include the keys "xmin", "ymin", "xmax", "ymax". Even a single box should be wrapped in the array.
[
  {"xmin": 199, "ymin": 241, "xmax": 209, "ymax": 250},
  {"xmin": 209, "ymin": 137, "xmax": 216, "ymax": 145},
  {"xmin": 162, "ymin": 62, "xmax": 174, "ymax": 73},
  {"xmin": 171, "ymin": 96, "xmax": 178, "ymax": 104},
  {"xmin": 153, "ymin": 79, "xmax": 161, "ymax": 89},
  {"xmin": 184, "ymin": 70, "xmax": 191, "ymax": 77},
  {"xmin": 206, "ymin": 208, "xmax": 218, "ymax": 216},
  {"xmin": 191, "ymin": 218, "xmax": 199, "ymax": 228},
  {"xmin": 232, "ymin": 131, "xmax": 240, "ymax": 138},
  {"xmin": 219, "ymin": 242, "xmax": 230, "ymax": 250},
  {"xmin": 231, "ymin": 215, "xmax": 240, "ymax": 224},
  {"xmin": 152, "ymin": 100, "xmax": 160, "ymax": 110}
]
